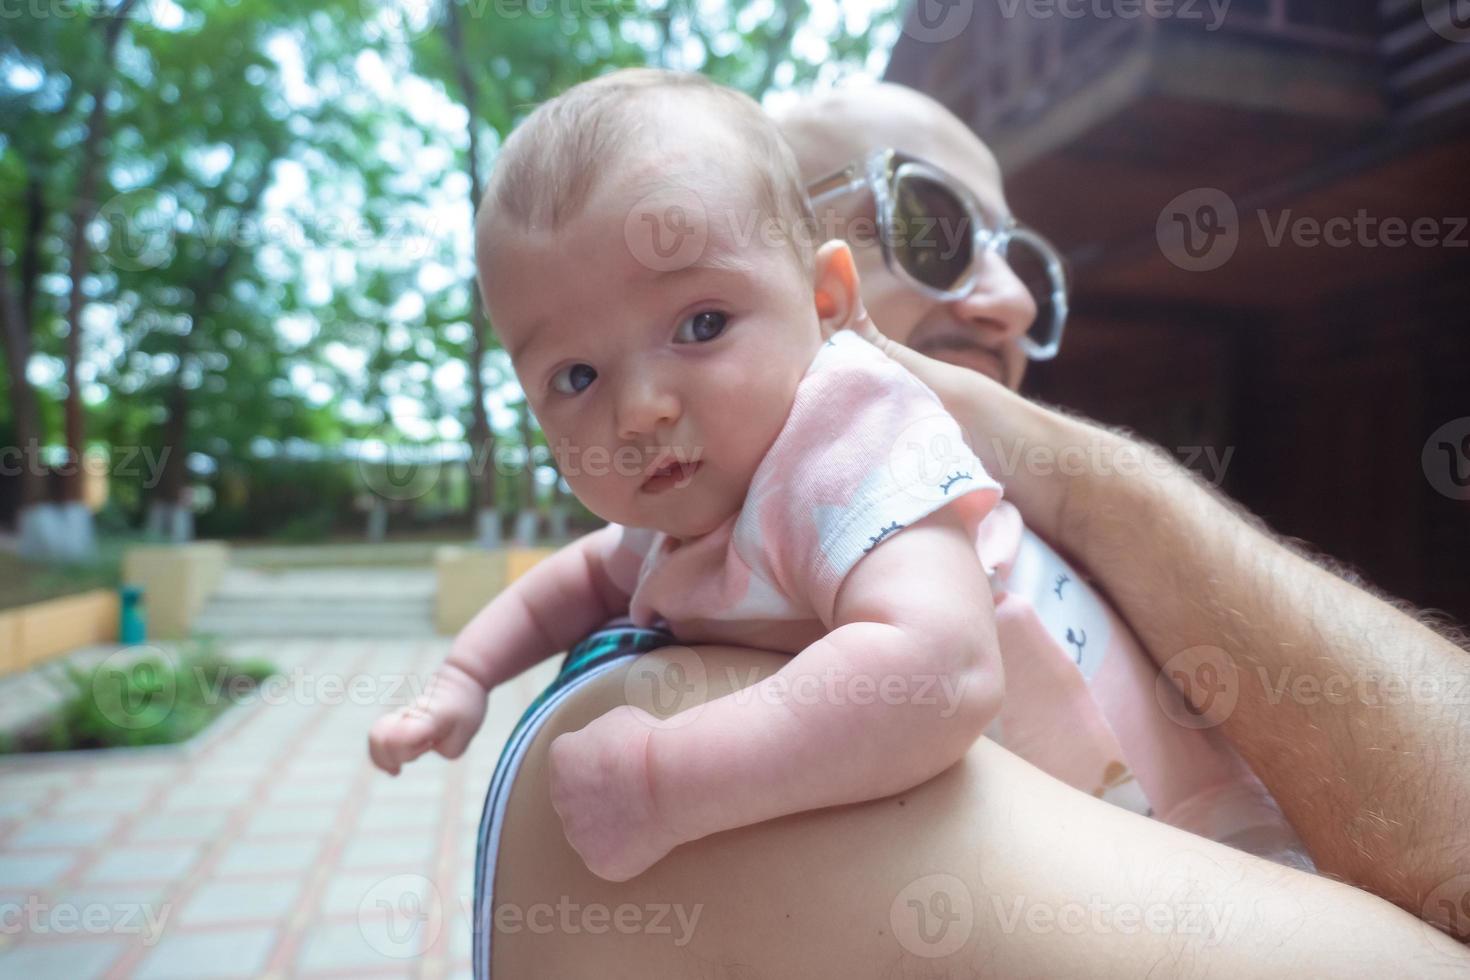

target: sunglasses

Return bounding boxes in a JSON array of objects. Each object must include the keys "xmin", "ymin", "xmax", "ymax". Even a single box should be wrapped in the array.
[{"xmin": 806, "ymin": 149, "xmax": 1070, "ymax": 361}]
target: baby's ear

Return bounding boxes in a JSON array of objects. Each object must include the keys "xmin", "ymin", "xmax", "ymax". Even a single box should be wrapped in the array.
[{"xmin": 812, "ymin": 240, "xmax": 863, "ymax": 339}]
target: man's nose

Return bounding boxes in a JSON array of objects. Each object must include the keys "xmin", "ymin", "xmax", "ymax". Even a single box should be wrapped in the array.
[
  {"xmin": 615, "ymin": 374, "xmax": 682, "ymax": 443},
  {"xmin": 945, "ymin": 248, "xmax": 1038, "ymax": 343}
]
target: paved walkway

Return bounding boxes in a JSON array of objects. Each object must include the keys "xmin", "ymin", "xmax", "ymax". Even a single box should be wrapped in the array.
[{"xmin": 0, "ymin": 567, "xmax": 557, "ymax": 979}]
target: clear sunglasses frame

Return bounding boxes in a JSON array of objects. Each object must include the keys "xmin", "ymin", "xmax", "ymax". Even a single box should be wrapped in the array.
[{"xmin": 805, "ymin": 148, "xmax": 1071, "ymax": 361}]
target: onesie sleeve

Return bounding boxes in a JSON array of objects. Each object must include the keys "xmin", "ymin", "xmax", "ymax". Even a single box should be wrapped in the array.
[{"xmin": 733, "ymin": 330, "xmax": 1002, "ymax": 627}]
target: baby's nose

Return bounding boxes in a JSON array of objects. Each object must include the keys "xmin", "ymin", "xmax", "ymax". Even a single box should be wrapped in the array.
[{"xmin": 615, "ymin": 381, "xmax": 682, "ymax": 442}]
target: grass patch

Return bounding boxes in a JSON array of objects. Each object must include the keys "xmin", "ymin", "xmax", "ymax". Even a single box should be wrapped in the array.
[
  {"xmin": 0, "ymin": 547, "xmax": 123, "ymax": 612},
  {"xmin": 0, "ymin": 640, "xmax": 279, "ymax": 754}
]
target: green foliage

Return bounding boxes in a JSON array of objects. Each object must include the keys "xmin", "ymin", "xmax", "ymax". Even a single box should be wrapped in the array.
[
  {"xmin": 2, "ymin": 0, "xmax": 896, "ymax": 533},
  {"xmin": 16, "ymin": 640, "xmax": 280, "ymax": 753}
]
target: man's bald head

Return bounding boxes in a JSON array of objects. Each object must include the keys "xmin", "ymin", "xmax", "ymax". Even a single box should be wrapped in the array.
[
  {"xmin": 773, "ymin": 82, "xmax": 1003, "ymax": 195},
  {"xmin": 773, "ymin": 82, "xmax": 1037, "ymax": 393}
]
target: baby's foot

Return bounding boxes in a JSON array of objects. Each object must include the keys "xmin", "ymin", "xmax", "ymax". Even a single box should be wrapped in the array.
[{"xmin": 548, "ymin": 705, "xmax": 683, "ymax": 882}]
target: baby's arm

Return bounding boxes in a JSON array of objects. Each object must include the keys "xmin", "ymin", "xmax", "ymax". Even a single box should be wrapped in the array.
[
  {"xmin": 368, "ymin": 525, "xmax": 631, "ymax": 775},
  {"xmin": 548, "ymin": 504, "xmax": 1003, "ymax": 880}
]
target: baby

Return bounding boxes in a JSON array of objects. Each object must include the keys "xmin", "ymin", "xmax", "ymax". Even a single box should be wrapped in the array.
[
  {"xmin": 369, "ymin": 69, "xmax": 1005, "ymax": 881},
  {"xmin": 370, "ymin": 69, "xmax": 1307, "ymax": 880}
]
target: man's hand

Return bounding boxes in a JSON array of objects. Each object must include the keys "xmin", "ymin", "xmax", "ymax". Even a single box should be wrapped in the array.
[
  {"xmin": 368, "ymin": 661, "xmax": 489, "ymax": 776},
  {"xmin": 548, "ymin": 705, "xmax": 684, "ymax": 882},
  {"xmin": 855, "ymin": 303, "xmax": 1077, "ymax": 542}
]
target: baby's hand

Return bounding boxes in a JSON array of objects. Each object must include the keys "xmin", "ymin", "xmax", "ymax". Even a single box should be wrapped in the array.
[
  {"xmin": 548, "ymin": 705, "xmax": 684, "ymax": 882},
  {"xmin": 368, "ymin": 663, "xmax": 488, "ymax": 775}
]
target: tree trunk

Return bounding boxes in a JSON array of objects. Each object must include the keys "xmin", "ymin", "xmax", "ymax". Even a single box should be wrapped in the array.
[
  {"xmin": 147, "ymin": 153, "xmax": 276, "ymax": 542},
  {"xmin": 443, "ymin": 0, "xmax": 500, "ymax": 549},
  {"xmin": 54, "ymin": 0, "xmax": 139, "ymax": 556},
  {"xmin": 147, "ymin": 380, "xmax": 191, "ymax": 543}
]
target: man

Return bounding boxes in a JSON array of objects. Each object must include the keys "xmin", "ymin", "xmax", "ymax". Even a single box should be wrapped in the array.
[{"xmin": 776, "ymin": 82, "xmax": 1470, "ymax": 936}]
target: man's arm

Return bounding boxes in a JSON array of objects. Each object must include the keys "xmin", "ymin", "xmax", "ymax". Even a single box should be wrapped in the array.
[
  {"xmin": 870, "ymin": 332, "xmax": 1470, "ymax": 937},
  {"xmin": 548, "ymin": 505, "xmax": 1004, "ymax": 881},
  {"xmin": 1057, "ymin": 419, "xmax": 1470, "ymax": 936}
]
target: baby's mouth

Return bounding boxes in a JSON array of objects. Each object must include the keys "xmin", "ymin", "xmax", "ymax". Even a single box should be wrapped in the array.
[{"xmin": 640, "ymin": 453, "xmax": 703, "ymax": 493}]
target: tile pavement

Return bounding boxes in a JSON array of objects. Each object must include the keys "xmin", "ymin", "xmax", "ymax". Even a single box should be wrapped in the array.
[{"xmin": 0, "ymin": 636, "xmax": 557, "ymax": 979}]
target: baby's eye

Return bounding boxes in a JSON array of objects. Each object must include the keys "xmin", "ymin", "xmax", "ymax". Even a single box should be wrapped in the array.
[
  {"xmin": 674, "ymin": 310, "xmax": 728, "ymax": 344},
  {"xmin": 550, "ymin": 363, "xmax": 597, "ymax": 396}
]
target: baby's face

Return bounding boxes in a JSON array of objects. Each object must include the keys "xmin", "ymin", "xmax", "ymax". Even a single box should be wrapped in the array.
[{"xmin": 482, "ymin": 150, "xmax": 824, "ymax": 540}]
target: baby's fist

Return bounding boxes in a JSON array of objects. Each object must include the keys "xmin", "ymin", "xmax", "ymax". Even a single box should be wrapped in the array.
[
  {"xmin": 368, "ymin": 664, "xmax": 487, "ymax": 775},
  {"xmin": 548, "ymin": 705, "xmax": 682, "ymax": 882}
]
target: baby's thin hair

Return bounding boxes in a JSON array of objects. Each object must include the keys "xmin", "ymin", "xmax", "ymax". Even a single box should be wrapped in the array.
[{"xmin": 478, "ymin": 68, "xmax": 816, "ymax": 273}]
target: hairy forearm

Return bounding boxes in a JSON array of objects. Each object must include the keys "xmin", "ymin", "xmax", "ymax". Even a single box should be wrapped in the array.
[
  {"xmin": 646, "ymin": 622, "xmax": 1001, "ymax": 845},
  {"xmin": 1052, "ymin": 416, "xmax": 1470, "ymax": 933},
  {"xmin": 449, "ymin": 531, "xmax": 626, "ymax": 691}
]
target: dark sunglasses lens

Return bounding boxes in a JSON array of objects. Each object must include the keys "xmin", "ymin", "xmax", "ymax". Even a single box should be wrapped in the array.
[
  {"xmin": 891, "ymin": 174, "xmax": 972, "ymax": 292},
  {"xmin": 1005, "ymin": 235, "xmax": 1064, "ymax": 351}
]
